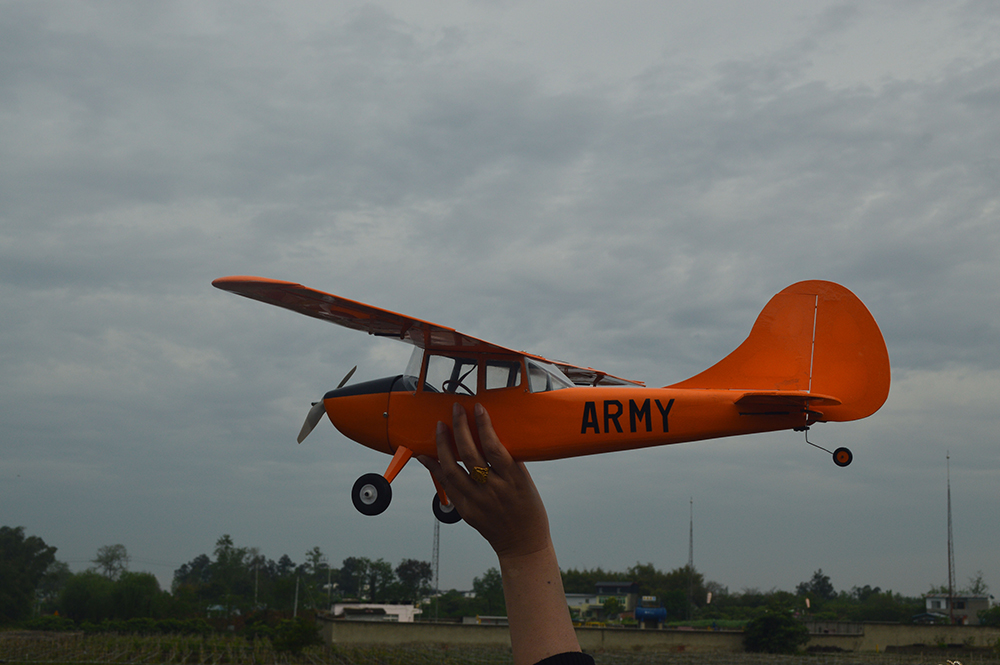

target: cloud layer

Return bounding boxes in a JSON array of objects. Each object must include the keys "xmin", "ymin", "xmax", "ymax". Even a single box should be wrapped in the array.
[{"xmin": 2, "ymin": 1, "xmax": 998, "ymax": 596}]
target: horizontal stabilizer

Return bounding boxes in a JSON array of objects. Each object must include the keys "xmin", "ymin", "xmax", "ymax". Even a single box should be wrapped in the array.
[{"xmin": 735, "ymin": 391, "xmax": 842, "ymax": 407}]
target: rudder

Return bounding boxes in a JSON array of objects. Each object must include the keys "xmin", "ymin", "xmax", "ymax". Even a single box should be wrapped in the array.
[{"xmin": 667, "ymin": 281, "xmax": 890, "ymax": 422}]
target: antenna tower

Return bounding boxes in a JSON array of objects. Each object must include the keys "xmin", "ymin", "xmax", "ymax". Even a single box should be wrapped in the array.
[
  {"xmin": 687, "ymin": 497, "xmax": 694, "ymax": 619},
  {"xmin": 432, "ymin": 518, "xmax": 440, "ymax": 620},
  {"xmin": 946, "ymin": 452, "xmax": 955, "ymax": 624}
]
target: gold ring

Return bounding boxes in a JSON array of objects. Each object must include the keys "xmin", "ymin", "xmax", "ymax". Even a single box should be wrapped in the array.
[{"xmin": 471, "ymin": 466, "xmax": 489, "ymax": 484}]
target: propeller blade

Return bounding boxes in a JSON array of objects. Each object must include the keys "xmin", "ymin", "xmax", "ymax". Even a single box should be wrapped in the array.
[
  {"xmin": 297, "ymin": 401, "xmax": 327, "ymax": 444},
  {"xmin": 297, "ymin": 366, "xmax": 356, "ymax": 444},
  {"xmin": 338, "ymin": 365, "xmax": 357, "ymax": 389}
]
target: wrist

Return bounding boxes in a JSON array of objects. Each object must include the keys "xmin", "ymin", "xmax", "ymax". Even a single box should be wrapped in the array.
[
  {"xmin": 494, "ymin": 530, "xmax": 554, "ymax": 563},
  {"xmin": 497, "ymin": 539, "xmax": 559, "ymax": 582}
]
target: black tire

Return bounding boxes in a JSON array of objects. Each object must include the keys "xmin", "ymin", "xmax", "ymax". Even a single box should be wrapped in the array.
[
  {"xmin": 352, "ymin": 473, "xmax": 392, "ymax": 515},
  {"xmin": 833, "ymin": 447, "xmax": 853, "ymax": 467},
  {"xmin": 432, "ymin": 494, "xmax": 463, "ymax": 524}
]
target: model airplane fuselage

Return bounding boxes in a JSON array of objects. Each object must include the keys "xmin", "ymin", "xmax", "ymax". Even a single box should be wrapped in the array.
[{"xmin": 213, "ymin": 277, "xmax": 890, "ymax": 522}]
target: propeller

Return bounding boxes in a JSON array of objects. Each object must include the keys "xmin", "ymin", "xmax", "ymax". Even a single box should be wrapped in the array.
[{"xmin": 297, "ymin": 365, "xmax": 356, "ymax": 443}]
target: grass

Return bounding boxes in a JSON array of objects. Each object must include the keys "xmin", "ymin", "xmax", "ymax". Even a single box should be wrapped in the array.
[{"xmin": 2, "ymin": 631, "xmax": 998, "ymax": 665}]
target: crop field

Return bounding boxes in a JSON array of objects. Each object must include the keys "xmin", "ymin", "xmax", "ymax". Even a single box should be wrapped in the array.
[{"xmin": 2, "ymin": 632, "xmax": 998, "ymax": 665}]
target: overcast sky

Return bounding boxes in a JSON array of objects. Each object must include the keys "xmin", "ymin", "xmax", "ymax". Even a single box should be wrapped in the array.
[{"xmin": 3, "ymin": 1, "xmax": 998, "ymax": 601}]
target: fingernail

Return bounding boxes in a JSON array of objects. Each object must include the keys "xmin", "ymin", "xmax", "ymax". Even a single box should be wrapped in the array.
[
  {"xmin": 436, "ymin": 421, "xmax": 447, "ymax": 436},
  {"xmin": 475, "ymin": 403, "xmax": 485, "ymax": 417}
]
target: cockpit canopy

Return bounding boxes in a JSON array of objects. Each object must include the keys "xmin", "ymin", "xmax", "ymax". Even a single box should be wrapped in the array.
[{"xmin": 402, "ymin": 348, "xmax": 575, "ymax": 395}]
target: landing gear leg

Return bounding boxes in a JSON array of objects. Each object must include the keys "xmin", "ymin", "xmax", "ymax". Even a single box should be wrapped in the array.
[
  {"xmin": 800, "ymin": 426, "xmax": 854, "ymax": 468},
  {"xmin": 352, "ymin": 473, "xmax": 392, "ymax": 515}
]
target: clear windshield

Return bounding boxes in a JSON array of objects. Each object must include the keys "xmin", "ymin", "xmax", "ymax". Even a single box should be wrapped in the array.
[
  {"xmin": 526, "ymin": 359, "xmax": 574, "ymax": 393},
  {"xmin": 404, "ymin": 346, "xmax": 422, "ymax": 380}
]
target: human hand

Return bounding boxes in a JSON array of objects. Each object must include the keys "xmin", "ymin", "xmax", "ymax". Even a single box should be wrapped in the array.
[{"xmin": 418, "ymin": 402, "xmax": 552, "ymax": 560}]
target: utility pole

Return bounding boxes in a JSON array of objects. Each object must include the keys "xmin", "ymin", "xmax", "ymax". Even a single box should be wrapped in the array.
[{"xmin": 946, "ymin": 452, "xmax": 955, "ymax": 624}]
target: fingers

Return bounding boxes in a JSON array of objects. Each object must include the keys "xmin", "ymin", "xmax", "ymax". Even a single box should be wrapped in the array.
[
  {"xmin": 419, "ymin": 402, "xmax": 514, "ymax": 493},
  {"xmin": 450, "ymin": 403, "xmax": 488, "ymax": 471},
  {"xmin": 473, "ymin": 403, "xmax": 515, "ymax": 472}
]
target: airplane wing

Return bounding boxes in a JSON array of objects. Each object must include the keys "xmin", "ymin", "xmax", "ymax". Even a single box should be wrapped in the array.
[{"xmin": 212, "ymin": 276, "xmax": 643, "ymax": 387}]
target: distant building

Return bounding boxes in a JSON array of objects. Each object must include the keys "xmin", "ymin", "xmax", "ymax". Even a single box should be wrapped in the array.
[
  {"xmin": 566, "ymin": 582, "xmax": 639, "ymax": 620},
  {"xmin": 923, "ymin": 594, "xmax": 991, "ymax": 625},
  {"xmin": 329, "ymin": 603, "xmax": 422, "ymax": 623}
]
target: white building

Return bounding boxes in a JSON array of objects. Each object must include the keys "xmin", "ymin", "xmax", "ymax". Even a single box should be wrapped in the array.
[
  {"xmin": 330, "ymin": 603, "xmax": 422, "ymax": 623},
  {"xmin": 923, "ymin": 594, "xmax": 991, "ymax": 625}
]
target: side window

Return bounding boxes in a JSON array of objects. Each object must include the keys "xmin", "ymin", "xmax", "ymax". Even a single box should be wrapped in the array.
[
  {"xmin": 424, "ymin": 354, "xmax": 478, "ymax": 395},
  {"xmin": 485, "ymin": 360, "xmax": 522, "ymax": 390}
]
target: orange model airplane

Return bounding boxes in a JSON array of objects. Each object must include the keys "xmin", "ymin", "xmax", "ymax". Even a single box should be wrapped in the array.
[{"xmin": 213, "ymin": 277, "xmax": 890, "ymax": 523}]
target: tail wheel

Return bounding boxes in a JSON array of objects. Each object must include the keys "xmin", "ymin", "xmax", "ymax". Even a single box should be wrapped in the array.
[
  {"xmin": 352, "ymin": 473, "xmax": 392, "ymax": 515},
  {"xmin": 432, "ymin": 494, "xmax": 463, "ymax": 524},
  {"xmin": 833, "ymin": 447, "xmax": 853, "ymax": 467}
]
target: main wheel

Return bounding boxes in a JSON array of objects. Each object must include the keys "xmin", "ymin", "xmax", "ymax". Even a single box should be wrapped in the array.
[
  {"xmin": 432, "ymin": 494, "xmax": 463, "ymax": 524},
  {"xmin": 352, "ymin": 473, "xmax": 392, "ymax": 515},
  {"xmin": 833, "ymin": 447, "xmax": 853, "ymax": 467}
]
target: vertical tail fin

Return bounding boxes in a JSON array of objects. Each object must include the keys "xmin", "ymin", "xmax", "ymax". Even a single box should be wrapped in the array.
[{"xmin": 667, "ymin": 281, "xmax": 890, "ymax": 422}]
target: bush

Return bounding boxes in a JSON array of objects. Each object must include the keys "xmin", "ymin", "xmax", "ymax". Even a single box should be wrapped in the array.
[
  {"xmin": 272, "ymin": 618, "xmax": 322, "ymax": 654},
  {"xmin": 979, "ymin": 606, "xmax": 1000, "ymax": 627},
  {"xmin": 743, "ymin": 612, "xmax": 809, "ymax": 654},
  {"xmin": 20, "ymin": 615, "xmax": 76, "ymax": 631}
]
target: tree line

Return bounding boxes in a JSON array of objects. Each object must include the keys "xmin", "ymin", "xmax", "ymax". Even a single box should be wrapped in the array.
[
  {"xmin": 3, "ymin": 525, "xmax": 996, "ymax": 631},
  {"xmin": 563, "ymin": 564, "xmax": 997, "ymax": 626},
  {"xmin": 1, "ymin": 527, "xmax": 503, "ymax": 627}
]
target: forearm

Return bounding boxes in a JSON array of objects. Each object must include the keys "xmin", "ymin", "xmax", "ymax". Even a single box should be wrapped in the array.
[{"xmin": 499, "ymin": 542, "xmax": 581, "ymax": 665}]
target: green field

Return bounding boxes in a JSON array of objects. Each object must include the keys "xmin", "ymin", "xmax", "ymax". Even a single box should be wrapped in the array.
[{"xmin": 2, "ymin": 631, "xmax": 998, "ymax": 665}]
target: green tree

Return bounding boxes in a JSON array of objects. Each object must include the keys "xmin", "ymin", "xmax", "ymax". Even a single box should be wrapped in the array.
[
  {"xmin": 59, "ymin": 570, "xmax": 115, "ymax": 623},
  {"xmin": 561, "ymin": 567, "xmax": 624, "ymax": 593},
  {"xmin": 365, "ymin": 558, "xmax": 395, "ymax": 602},
  {"xmin": 211, "ymin": 535, "xmax": 250, "ymax": 615},
  {"xmin": 603, "ymin": 596, "xmax": 624, "ymax": 619},
  {"xmin": 796, "ymin": 569, "xmax": 836, "ymax": 601},
  {"xmin": 339, "ymin": 557, "xmax": 369, "ymax": 599},
  {"xmin": 473, "ymin": 567, "xmax": 505, "ymax": 615},
  {"xmin": 395, "ymin": 559, "xmax": 433, "ymax": 603},
  {"xmin": 36, "ymin": 560, "xmax": 73, "ymax": 614},
  {"xmin": 304, "ymin": 546, "xmax": 327, "ymax": 577},
  {"xmin": 173, "ymin": 554, "xmax": 212, "ymax": 590},
  {"xmin": 965, "ymin": 570, "xmax": 989, "ymax": 595},
  {"xmin": 92, "ymin": 544, "xmax": 130, "ymax": 580},
  {"xmin": 300, "ymin": 546, "xmax": 335, "ymax": 609},
  {"xmin": 850, "ymin": 584, "xmax": 881, "ymax": 602},
  {"xmin": 113, "ymin": 571, "xmax": 168, "ymax": 619},
  {"xmin": 625, "ymin": 562, "xmax": 706, "ymax": 615},
  {"xmin": 0, "ymin": 526, "xmax": 57, "ymax": 623},
  {"xmin": 743, "ymin": 612, "xmax": 810, "ymax": 653}
]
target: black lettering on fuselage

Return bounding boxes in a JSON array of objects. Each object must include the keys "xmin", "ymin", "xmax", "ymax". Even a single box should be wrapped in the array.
[
  {"xmin": 581, "ymin": 397, "xmax": 675, "ymax": 434},
  {"xmin": 604, "ymin": 400, "xmax": 624, "ymax": 433},
  {"xmin": 655, "ymin": 398, "xmax": 674, "ymax": 432},
  {"xmin": 581, "ymin": 401, "xmax": 599, "ymax": 433},
  {"xmin": 629, "ymin": 398, "xmax": 651, "ymax": 432}
]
